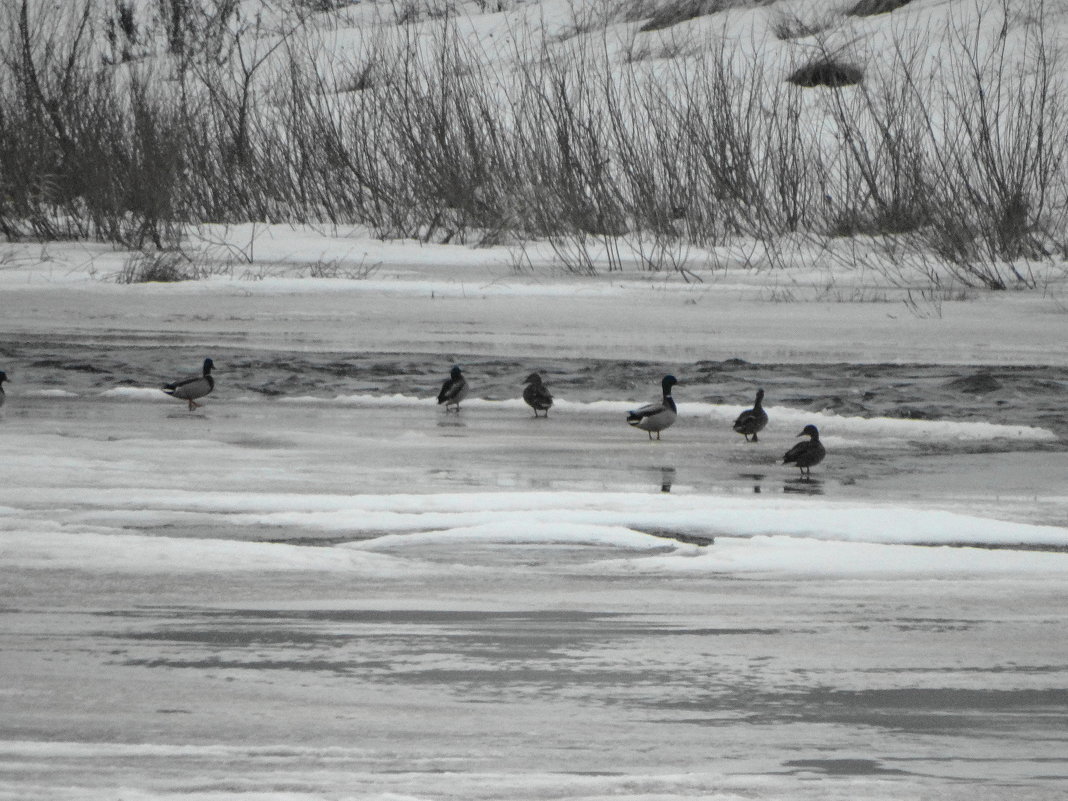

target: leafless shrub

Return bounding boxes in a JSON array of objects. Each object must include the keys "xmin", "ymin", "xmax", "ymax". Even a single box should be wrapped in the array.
[
  {"xmin": 788, "ymin": 58, "xmax": 863, "ymax": 88},
  {"xmin": 856, "ymin": 0, "xmax": 1068, "ymax": 288}
]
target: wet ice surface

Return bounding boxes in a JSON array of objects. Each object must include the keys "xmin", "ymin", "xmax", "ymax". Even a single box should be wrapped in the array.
[{"xmin": 1, "ymin": 345, "xmax": 1068, "ymax": 800}]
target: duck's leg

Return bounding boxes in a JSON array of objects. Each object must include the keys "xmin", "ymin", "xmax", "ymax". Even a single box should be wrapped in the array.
[
  {"xmin": 187, "ymin": 399, "xmax": 199, "ymax": 411},
  {"xmin": 751, "ymin": 433, "xmax": 758, "ymax": 442}
]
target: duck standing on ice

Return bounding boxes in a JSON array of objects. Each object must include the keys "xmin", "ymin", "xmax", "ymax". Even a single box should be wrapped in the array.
[
  {"xmin": 522, "ymin": 372, "xmax": 553, "ymax": 417},
  {"xmin": 437, "ymin": 365, "xmax": 469, "ymax": 412},
  {"xmin": 733, "ymin": 388, "xmax": 768, "ymax": 442},
  {"xmin": 627, "ymin": 375, "xmax": 678, "ymax": 440},
  {"xmin": 783, "ymin": 424, "xmax": 825, "ymax": 478},
  {"xmin": 163, "ymin": 358, "xmax": 215, "ymax": 411}
]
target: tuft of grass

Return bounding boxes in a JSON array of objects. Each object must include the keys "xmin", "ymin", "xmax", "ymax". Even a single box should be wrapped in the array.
[
  {"xmin": 636, "ymin": 0, "xmax": 769, "ymax": 34},
  {"xmin": 770, "ymin": 11, "xmax": 839, "ymax": 41},
  {"xmin": 307, "ymin": 255, "xmax": 381, "ymax": 279},
  {"xmin": 848, "ymin": 0, "xmax": 913, "ymax": 17},
  {"xmin": 293, "ymin": 0, "xmax": 355, "ymax": 12},
  {"xmin": 337, "ymin": 61, "xmax": 380, "ymax": 93},
  {"xmin": 392, "ymin": 0, "xmax": 454, "ymax": 25},
  {"xmin": 115, "ymin": 251, "xmax": 200, "ymax": 283},
  {"xmin": 114, "ymin": 251, "xmax": 231, "ymax": 283},
  {"xmin": 787, "ymin": 58, "xmax": 863, "ymax": 88},
  {"xmin": 622, "ymin": 32, "xmax": 703, "ymax": 63}
]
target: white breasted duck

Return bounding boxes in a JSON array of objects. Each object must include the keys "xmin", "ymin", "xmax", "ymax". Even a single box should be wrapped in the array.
[
  {"xmin": 783, "ymin": 424, "xmax": 826, "ymax": 478},
  {"xmin": 627, "ymin": 375, "xmax": 678, "ymax": 440},
  {"xmin": 523, "ymin": 372, "xmax": 553, "ymax": 417},
  {"xmin": 163, "ymin": 358, "xmax": 215, "ymax": 411},
  {"xmin": 437, "ymin": 365, "xmax": 469, "ymax": 412},
  {"xmin": 733, "ymin": 388, "xmax": 768, "ymax": 442}
]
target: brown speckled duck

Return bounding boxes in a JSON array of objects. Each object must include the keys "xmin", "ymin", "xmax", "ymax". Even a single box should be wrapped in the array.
[
  {"xmin": 523, "ymin": 372, "xmax": 553, "ymax": 417},
  {"xmin": 733, "ymin": 388, "xmax": 768, "ymax": 442},
  {"xmin": 437, "ymin": 365, "xmax": 469, "ymax": 412}
]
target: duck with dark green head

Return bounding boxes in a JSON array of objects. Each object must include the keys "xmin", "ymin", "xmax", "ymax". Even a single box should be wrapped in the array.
[
  {"xmin": 163, "ymin": 358, "xmax": 215, "ymax": 411},
  {"xmin": 627, "ymin": 375, "xmax": 678, "ymax": 440}
]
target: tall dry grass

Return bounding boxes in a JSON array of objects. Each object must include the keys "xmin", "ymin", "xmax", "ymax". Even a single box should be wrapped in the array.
[{"xmin": 0, "ymin": 0, "xmax": 1064, "ymax": 288}]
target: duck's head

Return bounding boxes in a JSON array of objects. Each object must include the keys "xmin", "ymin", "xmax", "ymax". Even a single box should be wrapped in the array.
[
  {"xmin": 0, "ymin": 370, "xmax": 7, "ymax": 384},
  {"xmin": 755, "ymin": 388, "xmax": 765, "ymax": 403},
  {"xmin": 203, "ymin": 358, "xmax": 215, "ymax": 374},
  {"xmin": 661, "ymin": 375, "xmax": 678, "ymax": 393},
  {"xmin": 797, "ymin": 424, "xmax": 819, "ymax": 439},
  {"xmin": 524, "ymin": 372, "xmax": 542, "ymax": 385},
  {"xmin": 450, "ymin": 365, "xmax": 463, "ymax": 378}
]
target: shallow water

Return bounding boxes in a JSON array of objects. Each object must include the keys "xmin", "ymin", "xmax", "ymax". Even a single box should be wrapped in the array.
[{"xmin": 3, "ymin": 338, "xmax": 1067, "ymax": 437}]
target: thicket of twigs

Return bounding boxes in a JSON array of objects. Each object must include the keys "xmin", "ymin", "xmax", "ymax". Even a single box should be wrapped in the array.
[{"xmin": 0, "ymin": 0, "xmax": 1065, "ymax": 289}]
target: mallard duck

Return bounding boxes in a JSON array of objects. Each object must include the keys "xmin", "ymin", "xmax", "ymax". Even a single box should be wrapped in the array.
[
  {"xmin": 733, "ymin": 388, "xmax": 768, "ymax": 442},
  {"xmin": 783, "ymin": 424, "xmax": 825, "ymax": 478},
  {"xmin": 163, "ymin": 358, "xmax": 215, "ymax": 411},
  {"xmin": 627, "ymin": 375, "xmax": 678, "ymax": 440},
  {"xmin": 437, "ymin": 365, "xmax": 468, "ymax": 412},
  {"xmin": 523, "ymin": 372, "xmax": 553, "ymax": 417},
  {"xmin": 0, "ymin": 370, "xmax": 7, "ymax": 407}
]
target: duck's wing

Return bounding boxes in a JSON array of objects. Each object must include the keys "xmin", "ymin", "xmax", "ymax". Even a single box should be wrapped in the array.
[
  {"xmin": 164, "ymin": 373, "xmax": 197, "ymax": 391},
  {"xmin": 438, "ymin": 376, "xmax": 466, "ymax": 404},
  {"xmin": 733, "ymin": 408, "xmax": 756, "ymax": 430},
  {"xmin": 528, "ymin": 384, "xmax": 553, "ymax": 407},
  {"xmin": 628, "ymin": 399, "xmax": 667, "ymax": 423},
  {"xmin": 437, "ymin": 377, "xmax": 454, "ymax": 403},
  {"xmin": 782, "ymin": 441, "xmax": 809, "ymax": 464},
  {"xmin": 164, "ymin": 374, "xmax": 213, "ymax": 400},
  {"xmin": 807, "ymin": 441, "xmax": 826, "ymax": 465},
  {"xmin": 163, "ymin": 373, "xmax": 202, "ymax": 393}
]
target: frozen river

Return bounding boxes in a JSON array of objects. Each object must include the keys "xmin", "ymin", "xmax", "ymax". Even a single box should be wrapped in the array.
[{"xmin": 2, "ymin": 350, "xmax": 1067, "ymax": 800}]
